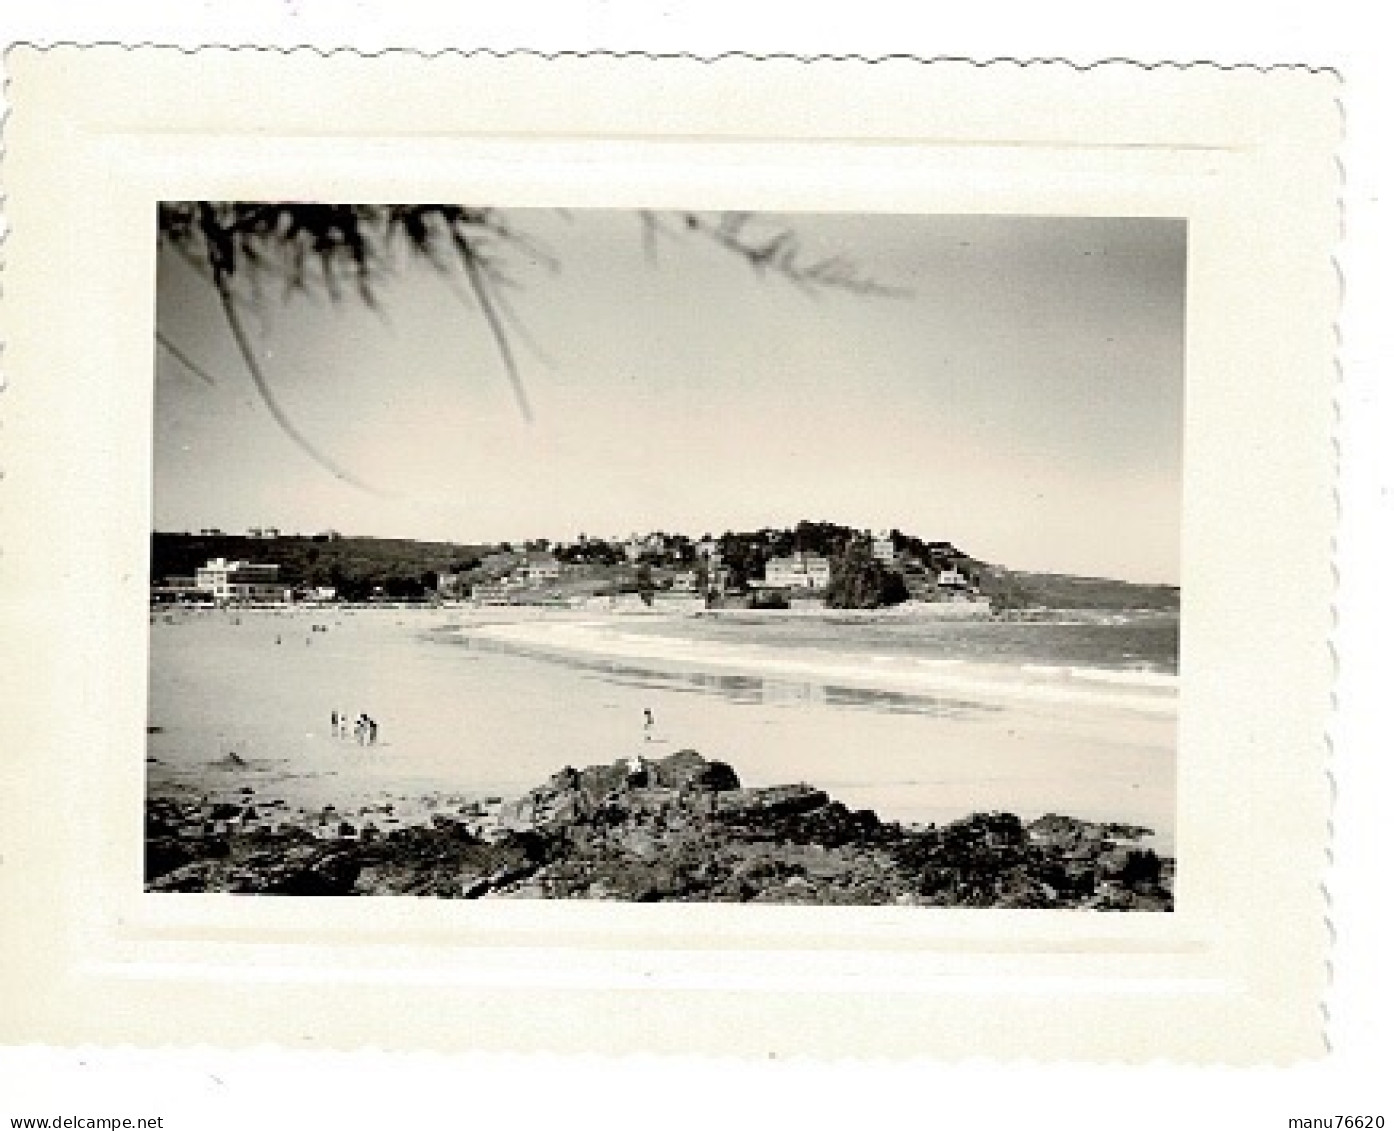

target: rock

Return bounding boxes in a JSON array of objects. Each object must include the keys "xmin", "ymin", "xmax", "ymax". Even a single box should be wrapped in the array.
[
  {"xmin": 652, "ymin": 750, "xmax": 741, "ymax": 792},
  {"xmin": 576, "ymin": 760, "xmax": 629, "ymax": 801},
  {"xmin": 429, "ymin": 813, "xmax": 477, "ymax": 841},
  {"xmin": 619, "ymin": 827, "xmax": 662, "ymax": 860},
  {"xmin": 717, "ymin": 785, "xmax": 830, "ymax": 822},
  {"xmin": 148, "ymin": 861, "xmax": 221, "ymax": 892},
  {"xmin": 227, "ymin": 845, "xmax": 360, "ymax": 896},
  {"xmin": 773, "ymin": 801, "xmax": 885, "ymax": 848},
  {"xmin": 145, "ymin": 837, "xmax": 198, "ymax": 881},
  {"xmin": 143, "ymin": 752, "xmax": 1174, "ymax": 909}
]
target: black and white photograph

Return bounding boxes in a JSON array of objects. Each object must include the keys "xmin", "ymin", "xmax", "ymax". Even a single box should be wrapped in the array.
[{"xmin": 145, "ymin": 203, "xmax": 1184, "ymax": 908}]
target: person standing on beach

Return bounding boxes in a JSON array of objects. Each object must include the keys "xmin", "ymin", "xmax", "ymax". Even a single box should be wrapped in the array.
[
  {"xmin": 368, "ymin": 717, "xmax": 379, "ymax": 745},
  {"xmin": 331, "ymin": 709, "xmax": 339, "ymax": 737},
  {"xmin": 643, "ymin": 708, "xmax": 655, "ymax": 742}
]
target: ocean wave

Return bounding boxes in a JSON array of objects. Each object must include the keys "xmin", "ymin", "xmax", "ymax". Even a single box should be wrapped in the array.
[{"xmin": 458, "ymin": 620, "xmax": 1178, "ymax": 717}]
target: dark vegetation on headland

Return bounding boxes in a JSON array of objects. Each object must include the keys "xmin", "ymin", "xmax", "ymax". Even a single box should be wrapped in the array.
[
  {"xmin": 980, "ymin": 571, "xmax": 1180, "ymax": 613},
  {"xmin": 150, "ymin": 531, "xmax": 491, "ymax": 602},
  {"xmin": 150, "ymin": 524, "xmax": 1178, "ymax": 611},
  {"xmin": 147, "ymin": 751, "xmax": 1173, "ymax": 910}
]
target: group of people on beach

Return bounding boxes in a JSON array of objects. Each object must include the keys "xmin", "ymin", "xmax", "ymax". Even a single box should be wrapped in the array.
[{"xmin": 330, "ymin": 709, "xmax": 378, "ymax": 745}]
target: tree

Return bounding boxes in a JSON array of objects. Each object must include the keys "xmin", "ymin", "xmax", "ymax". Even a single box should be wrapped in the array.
[
  {"xmin": 826, "ymin": 538, "xmax": 909, "ymax": 610},
  {"xmin": 635, "ymin": 563, "xmax": 656, "ymax": 607},
  {"xmin": 156, "ymin": 204, "xmax": 903, "ymax": 492}
]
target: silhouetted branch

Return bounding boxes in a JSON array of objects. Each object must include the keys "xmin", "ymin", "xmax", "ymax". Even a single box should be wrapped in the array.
[
  {"xmin": 458, "ymin": 243, "xmax": 534, "ymax": 422},
  {"xmin": 213, "ymin": 269, "xmax": 390, "ymax": 496},
  {"xmin": 156, "ymin": 331, "xmax": 217, "ymax": 387},
  {"xmin": 157, "ymin": 202, "xmax": 906, "ymax": 491}
]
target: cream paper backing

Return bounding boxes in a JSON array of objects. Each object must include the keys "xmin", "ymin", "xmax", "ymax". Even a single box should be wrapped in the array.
[{"xmin": 0, "ymin": 48, "xmax": 1340, "ymax": 1060}]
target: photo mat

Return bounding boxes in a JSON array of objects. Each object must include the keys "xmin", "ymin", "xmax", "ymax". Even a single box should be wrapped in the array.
[{"xmin": 0, "ymin": 48, "xmax": 1338, "ymax": 1060}]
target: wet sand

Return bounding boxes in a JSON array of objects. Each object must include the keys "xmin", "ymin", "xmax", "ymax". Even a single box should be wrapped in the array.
[{"xmin": 146, "ymin": 605, "xmax": 1176, "ymax": 851}]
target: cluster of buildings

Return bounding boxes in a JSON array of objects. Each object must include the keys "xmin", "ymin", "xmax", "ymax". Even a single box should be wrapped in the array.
[
  {"xmin": 193, "ymin": 527, "xmax": 340, "ymax": 541},
  {"xmin": 449, "ymin": 552, "xmax": 565, "ymax": 605},
  {"xmin": 152, "ymin": 527, "xmax": 981, "ymax": 610},
  {"xmin": 759, "ymin": 551, "xmax": 834, "ymax": 590},
  {"xmin": 151, "ymin": 558, "xmax": 336, "ymax": 606}
]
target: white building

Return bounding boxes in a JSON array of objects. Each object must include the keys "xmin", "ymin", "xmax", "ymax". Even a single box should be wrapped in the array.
[
  {"xmin": 472, "ymin": 581, "xmax": 516, "ymax": 605},
  {"xmin": 937, "ymin": 567, "xmax": 970, "ymax": 589},
  {"xmin": 517, "ymin": 555, "xmax": 562, "ymax": 583},
  {"xmin": 872, "ymin": 530, "xmax": 897, "ymax": 564},
  {"xmin": 671, "ymin": 569, "xmax": 700, "ymax": 592},
  {"xmin": 763, "ymin": 553, "xmax": 832, "ymax": 589},
  {"xmin": 194, "ymin": 557, "xmax": 285, "ymax": 602}
]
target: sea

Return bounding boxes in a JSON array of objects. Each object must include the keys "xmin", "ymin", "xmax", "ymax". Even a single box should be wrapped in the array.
[{"xmin": 148, "ymin": 607, "xmax": 1179, "ymax": 848}]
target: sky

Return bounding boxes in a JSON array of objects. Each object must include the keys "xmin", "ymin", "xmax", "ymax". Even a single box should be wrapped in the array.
[{"xmin": 153, "ymin": 208, "xmax": 1186, "ymax": 584}]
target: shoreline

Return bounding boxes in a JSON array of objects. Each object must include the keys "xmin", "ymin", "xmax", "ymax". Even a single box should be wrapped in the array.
[
  {"xmin": 148, "ymin": 603, "xmax": 1177, "ymax": 852},
  {"xmin": 451, "ymin": 617, "xmax": 1179, "ymax": 717}
]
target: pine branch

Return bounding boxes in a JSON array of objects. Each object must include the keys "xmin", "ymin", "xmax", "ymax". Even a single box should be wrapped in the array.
[{"xmin": 213, "ymin": 271, "xmax": 390, "ymax": 496}]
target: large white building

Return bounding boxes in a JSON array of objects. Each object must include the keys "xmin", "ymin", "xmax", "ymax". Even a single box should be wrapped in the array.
[
  {"xmin": 194, "ymin": 557, "xmax": 285, "ymax": 603},
  {"xmin": 763, "ymin": 552, "xmax": 832, "ymax": 589},
  {"xmin": 872, "ymin": 530, "xmax": 897, "ymax": 564},
  {"xmin": 671, "ymin": 569, "xmax": 700, "ymax": 592}
]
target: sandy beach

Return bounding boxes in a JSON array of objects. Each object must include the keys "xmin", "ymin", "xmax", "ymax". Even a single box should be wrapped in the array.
[{"xmin": 146, "ymin": 604, "xmax": 1176, "ymax": 852}]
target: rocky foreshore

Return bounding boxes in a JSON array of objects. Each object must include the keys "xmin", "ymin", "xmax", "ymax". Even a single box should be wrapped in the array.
[{"xmin": 145, "ymin": 750, "xmax": 1173, "ymax": 909}]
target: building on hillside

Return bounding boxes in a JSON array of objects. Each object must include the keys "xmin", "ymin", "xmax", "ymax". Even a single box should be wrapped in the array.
[
  {"xmin": 471, "ymin": 581, "xmax": 516, "ymax": 605},
  {"xmin": 479, "ymin": 551, "xmax": 517, "ymax": 574},
  {"xmin": 194, "ymin": 557, "xmax": 286, "ymax": 603},
  {"xmin": 622, "ymin": 533, "xmax": 667, "ymax": 563},
  {"xmin": 516, "ymin": 554, "xmax": 562, "ymax": 583},
  {"xmin": 763, "ymin": 553, "xmax": 832, "ymax": 589},
  {"xmin": 435, "ymin": 571, "xmax": 465, "ymax": 599},
  {"xmin": 150, "ymin": 575, "xmax": 210, "ymax": 604},
  {"xmin": 247, "ymin": 527, "xmax": 281, "ymax": 539},
  {"xmin": 872, "ymin": 530, "xmax": 897, "ymax": 564},
  {"xmin": 937, "ymin": 567, "xmax": 970, "ymax": 590},
  {"xmin": 671, "ymin": 570, "xmax": 700, "ymax": 593}
]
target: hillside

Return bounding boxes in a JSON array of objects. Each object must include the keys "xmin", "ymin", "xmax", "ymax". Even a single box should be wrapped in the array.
[
  {"xmin": 151, "ymin": 530, "xmax": 1177, "ymax": 611},
  {"xmin": 979, "ymin": 569, "xmax": 1180, "ymax": 612},
  {"xmin": 150, "ymin": 533, "xmax": 489, "ymax": 600}
]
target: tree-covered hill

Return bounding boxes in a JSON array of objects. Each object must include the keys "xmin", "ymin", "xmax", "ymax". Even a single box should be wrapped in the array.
[
  {"xmin": 149, "ymin": 533, "xmax": 490, "ymax": 601},
  {"xmin": 976, "ymin": 569, "xmax": 1180, "ymax": 612}
]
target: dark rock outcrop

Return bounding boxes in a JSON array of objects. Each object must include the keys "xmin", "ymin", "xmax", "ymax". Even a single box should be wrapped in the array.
[{"xmin": 145, "ymin": 752, "xmax": 1173, "ymax": 909}]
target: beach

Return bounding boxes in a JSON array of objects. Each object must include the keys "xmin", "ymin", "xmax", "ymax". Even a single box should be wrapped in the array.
[{"xmin": 146, "ymin": 604, "xmax": 1177, "ymax": 853}]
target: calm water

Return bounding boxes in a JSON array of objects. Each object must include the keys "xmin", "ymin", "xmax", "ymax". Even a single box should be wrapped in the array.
[
  {"xmin": 601, "ymin": 613, "xmax": 1180, "ymax": 675},
  {"xmin": 456, "ymin": 634, "xmax": 999, "ymax": 721}
]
